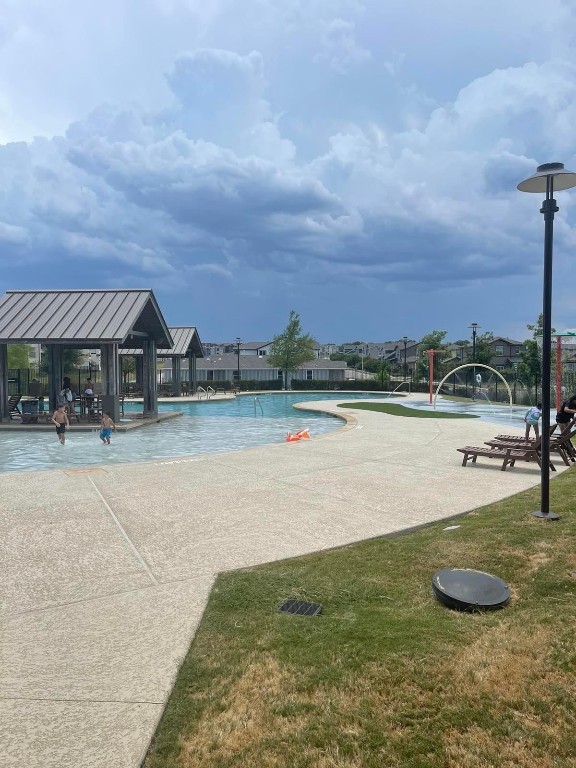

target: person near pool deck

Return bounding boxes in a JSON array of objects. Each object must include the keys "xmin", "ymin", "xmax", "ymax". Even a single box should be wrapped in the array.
[
  {"xmin": 524, "ymin": 403, "xmax": 542, "ymax": 440},
  {"xmin": 59, "ymin": 376, "xmax": 76, "ymax": 415},
  {"xmin": 99, "ymin": 411, "xmax": 116, "ymax": 445},
  {"xmin": 51, "ymin": 403, "xmax": 69, "ymax": 445},
  {"xmin": 556, "ymin": 396, "xmax": 576, "ymax": 429}
]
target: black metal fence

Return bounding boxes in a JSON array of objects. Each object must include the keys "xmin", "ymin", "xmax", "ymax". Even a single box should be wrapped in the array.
[{"xmin": 7, "ymin": 367, "xmax": 101, "ymax": 397}]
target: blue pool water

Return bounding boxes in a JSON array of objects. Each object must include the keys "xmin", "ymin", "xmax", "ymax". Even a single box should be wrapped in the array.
[
  {"xmin": 0, "ymin": 392, "xmax": 386, "ymax": 474},
  {"xmin": 0, "ymin": 392, "xmax": 535, "ymax": 474}
]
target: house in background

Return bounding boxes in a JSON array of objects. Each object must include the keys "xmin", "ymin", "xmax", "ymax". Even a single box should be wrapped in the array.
[
  {"xmin": 195, "ymin": 353, "xmax": 346, "ymax": 386},
  {"xmin": 488, "ymin": 337, "xmax": 524, "ymax": 370}
]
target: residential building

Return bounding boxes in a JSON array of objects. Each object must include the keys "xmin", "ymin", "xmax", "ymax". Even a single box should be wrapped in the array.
[
  {"xmin": 488, "ymin": 337, "xmax": 524, "ymax": 370},
  {"xmin": 194, "ymin": 353, "xmax": 346, "ymax": 386}
]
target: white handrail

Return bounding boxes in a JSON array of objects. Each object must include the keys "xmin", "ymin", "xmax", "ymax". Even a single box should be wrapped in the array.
[
  {"xmin": 196, "ymin": 386, "xmax": 206, "ymax": 400},
  {"xmin": 206, "ymin": 386, "xmax": 215, "ymax": 399}
]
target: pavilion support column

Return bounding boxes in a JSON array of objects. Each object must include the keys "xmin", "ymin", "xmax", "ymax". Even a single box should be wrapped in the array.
[
  {"xmin": 188, "ymin": 354, "xmax": 197, "ymax": 393},
  {"xmin": 47, "ymin": 345, "xmax": 63, "ymax": 411},
  {"xmin": 135, "ymin": 356, "xmax": 144, "ymax": 389},
  {"xmin": 142, "ymin": 339, "xmax": 158, "ymax": 417},
  {"xmin": 100, "ymin": 343, "xmax": 120, "ymax": 423},
  {"xmin": 0, "ymin": 344, "xmax": 9, "ymax": 422},
  {"xmin": 172, "ymin": 358, "xmax": 181, "ymax": 396}
]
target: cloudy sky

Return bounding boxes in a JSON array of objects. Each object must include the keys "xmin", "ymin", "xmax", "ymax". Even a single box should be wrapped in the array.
[{"xmin": 1, "ymin": 0, "xmax": 576, "ymax": 345}]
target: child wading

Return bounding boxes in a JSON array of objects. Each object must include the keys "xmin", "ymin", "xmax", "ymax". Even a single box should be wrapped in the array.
[
  {"xmin": 51, "ymin": 403, "xmax": 70, "ymax": 445},
  {"xmin": 100, "ymin": 411, "xmax": 116, "ymax": 445},
  {"xmin": 524, "ymin": 403, "xmax": 542, "ymax": 440}
]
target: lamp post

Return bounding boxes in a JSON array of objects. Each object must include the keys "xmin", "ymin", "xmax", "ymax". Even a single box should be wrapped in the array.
[
  {"xmin": 469, "ymin": 323, "xmax": 479, "ymax": 400},
  {"xmin": 402, "ymin": 336, "xmax": 409, "ymax": 381},
  {"xmin": 235, "ymin": 337, "xmax": 241, "ymax": 391},
  {"xmin": 518, "ymin": 162, "xmax": 576, "ymax": 520}
]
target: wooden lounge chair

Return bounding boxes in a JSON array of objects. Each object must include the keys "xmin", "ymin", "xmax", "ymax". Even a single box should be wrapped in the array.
[
  {"xmin": 486, "ymin": 426, "xmax": 574, "ymax": 467},
  {"xmin": 8, "ymin": 394, "xmax": 22, "ymax": 419},
  {"xmin": 457, "ymin": 438, "xmax": 555, "ymax": 472}
]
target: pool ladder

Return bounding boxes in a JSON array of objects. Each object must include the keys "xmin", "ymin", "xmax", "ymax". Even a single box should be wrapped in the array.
[{"xmin": 254, "ymin": 397, "xmax": 264, "ymax": 416}]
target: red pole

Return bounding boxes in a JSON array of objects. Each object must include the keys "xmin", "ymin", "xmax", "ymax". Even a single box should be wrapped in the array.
[{"xmin": 556, "ymin": 335, "xmax": 562, "ymax": 412}]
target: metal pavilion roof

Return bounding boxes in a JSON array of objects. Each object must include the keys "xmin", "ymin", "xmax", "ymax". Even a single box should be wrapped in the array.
[
  {"xmin": 0, "ymin": 289, "xmax": 173, "ymax": 348},
  {"xmin": 119, "ymin": 326, "xmax": 204, "ymax": 358}
]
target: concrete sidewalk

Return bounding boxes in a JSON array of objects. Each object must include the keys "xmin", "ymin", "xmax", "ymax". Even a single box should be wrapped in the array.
[{"xmin": 0, "ymin": 397, "xmax": 564, "ymax": 767}]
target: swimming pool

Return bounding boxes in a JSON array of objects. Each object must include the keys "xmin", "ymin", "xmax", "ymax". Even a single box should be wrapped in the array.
[
  {"xmin": 0, "ymin": 393, "xmax": 538, "ymax": 474},
  {"xmin": 0, "ymin": 392, "xmax": 385, "ymax": 474}
]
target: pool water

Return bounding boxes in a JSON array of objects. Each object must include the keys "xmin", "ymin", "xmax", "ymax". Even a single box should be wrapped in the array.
[
  {"xmin": 0, "ymin": 393, "xmax": 537, "ymax": 474},
  {"xmin": 0, "ymin": 392, "xmax": 384, "ymax": 474}
]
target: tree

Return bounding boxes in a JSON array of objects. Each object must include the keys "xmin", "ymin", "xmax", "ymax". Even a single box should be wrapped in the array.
[
  {"xmin": 472, "ymin": 332, "xmax": 494, "ymax": 366},
  {"xmin": 330, "ymin": 352, "xmax": 361, "ymax": 368},
  {"xmin": 517, "ymin": 315, "xmax": 551, "ymax": 401},
  {"xmin": 267, "ymin": 310, "xmax": 316, "ymax": 389},
  {"xmin": 122, "ymin": 356, "xmax": 136, "ymax": 384},
  {"xmin": 416, "ymin": 330, "xmax": 448, "ymax": 380},
  {"xmin": 40, "ymin": 348, "xmax": 86, "ymax": 377},
  {"xmin": 7, "ymin": 344, "xmax": 32, "ymax": 369}
]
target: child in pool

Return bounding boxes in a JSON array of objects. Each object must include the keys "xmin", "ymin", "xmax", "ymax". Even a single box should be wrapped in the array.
[{"xmin": 99, "ymin": 411, "xmax": 116, "ymax": 445}]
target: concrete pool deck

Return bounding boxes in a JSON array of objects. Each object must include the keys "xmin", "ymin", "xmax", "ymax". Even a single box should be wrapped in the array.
[{"xmin": 0, "ymin": 394, "xmax": 569, "ymax": 767}]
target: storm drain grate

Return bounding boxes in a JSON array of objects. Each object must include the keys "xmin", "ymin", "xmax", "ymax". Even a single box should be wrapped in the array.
[{"xmin": 278, "ymin": 599, "xmax": 323, "ymax": 617}]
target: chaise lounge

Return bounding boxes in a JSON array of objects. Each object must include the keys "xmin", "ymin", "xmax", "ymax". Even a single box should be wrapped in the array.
[{"xmin": 457, "ymin": 437, "xmax": 555, "ymax": 472}]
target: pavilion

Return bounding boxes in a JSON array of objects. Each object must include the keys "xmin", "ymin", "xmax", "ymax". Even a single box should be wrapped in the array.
[
  {"xmin": 119, "ymin": 326, "xmax": 204, "ymax": 395},
  {"xmin": 0, "ymin": 289, "xmax": 172, "ymax": 423}
]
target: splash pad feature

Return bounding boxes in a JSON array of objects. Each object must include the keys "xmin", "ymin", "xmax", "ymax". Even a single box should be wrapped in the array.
[{"xmin": 433, "ymin": 364, "xmax": 513, "ymax": 411}]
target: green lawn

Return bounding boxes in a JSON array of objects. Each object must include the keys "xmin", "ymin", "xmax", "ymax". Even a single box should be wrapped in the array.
[
  {"xmin": 144, "ymin": 473, "xmax": 576, "ymax": 768},
  {"xmin": 337, "ymin": 401, "xmax": 477, "ymax": 418}
]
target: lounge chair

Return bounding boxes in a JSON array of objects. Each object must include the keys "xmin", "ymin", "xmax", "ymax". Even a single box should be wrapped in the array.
[
  {"xmin": 486, "ymin": 425, "xmax": 574, "ymax": 467},
  {"xmin": 457, "ymin": 438, "xmax": 555, "ymax": 472},
  {"xmin": 8, "ymin": 394, "xmax": 22, "ymax": 419}
]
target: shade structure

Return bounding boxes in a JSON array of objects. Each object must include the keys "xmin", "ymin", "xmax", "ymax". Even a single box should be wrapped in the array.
[{"xmin": 432, "ymin": 568, "xmax": 510, "ymax": 612}]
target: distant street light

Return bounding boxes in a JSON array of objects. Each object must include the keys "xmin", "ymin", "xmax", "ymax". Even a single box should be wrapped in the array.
[
  {"xmin": 235, "ymin": 337, "xmax": 241, "ymax": 390},
  {"xmin": 402, "ymin": 337, "xmax": 409, "ymax": 381},
  {"xmin": 469, "ymin": 323, "xmax": 480, "ymax": 400},
  {"xmin": 518, "ymin": 161, "xmax": 576, "ymax": 520}
]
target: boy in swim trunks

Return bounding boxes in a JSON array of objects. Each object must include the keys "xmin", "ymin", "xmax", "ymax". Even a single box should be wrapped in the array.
[
  {"xmin": 51, "ymin": 403, "xmax": 70, "ymax": 445},
  {"xmin": 99, "ymin": 411, "xmax": 116, "ymax": 445}
]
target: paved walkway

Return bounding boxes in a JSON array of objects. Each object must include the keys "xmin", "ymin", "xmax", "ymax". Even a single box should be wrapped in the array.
[{"xmin": 0, "ymin": 396, "xmax": 564, "ymax": 767}]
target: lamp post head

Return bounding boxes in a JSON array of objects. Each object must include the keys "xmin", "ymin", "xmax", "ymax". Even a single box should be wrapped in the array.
[{"xmin": 517, "ymin": 162, "xmax": 576, "ymax": 193}]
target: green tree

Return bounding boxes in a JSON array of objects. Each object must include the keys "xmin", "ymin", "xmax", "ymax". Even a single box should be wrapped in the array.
[
  {"xmin": 40, "ymin": 348, "xmax": 85, "ymax": 378},
  {"xmin": 267, "ymin": 310, "xmax": 316, "ymax": 389},
  {"xmin": 472, "ymin": 332, "xmax": 494, "ymax": 366},
  {"xmin": 517, "ymin": 315, "xmax": 552, "ymax": 400},
  {"xmin": 122, "ymin": 355, "xmax": 136, "ymax": 384},
  {"xmin": 416, "ymin": 330, "xmax": 448, "ymax": 380},
  {"xmin": 330, "ymin": 352, "xmax": 361, "ymax": 368},
  {"xmin": 7, "ymin": 344, "xmax": 32, "ymax": 369}
]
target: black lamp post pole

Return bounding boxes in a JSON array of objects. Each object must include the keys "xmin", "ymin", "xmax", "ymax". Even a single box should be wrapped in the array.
[
  {"xmin": 470, "ymin": 323, "xmax": 479, "ymax": 400},
  {"xmin": 537, "ymin": 175, "xmax": 557, "ymax": 518},
  {"xmin": 235, "ymin": 337, "xmax": 241, "ymax": 391},
  {"xmin": 517, "ymin": 162, "xmax": 576, "ymax": 520},
  {"xmin": 402, "ymin": 337, "xmax": 408, "ymax": 381}
]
